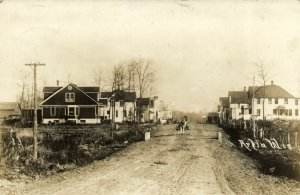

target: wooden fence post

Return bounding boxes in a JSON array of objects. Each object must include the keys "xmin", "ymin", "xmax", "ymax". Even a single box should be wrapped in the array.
[
  {"xmin": 295, "ymin": 132, "xmax": 298, "ymax": 149},
  {"xmin": 0, "ymin": 128, "xmax": 2, "ymax": 165}
]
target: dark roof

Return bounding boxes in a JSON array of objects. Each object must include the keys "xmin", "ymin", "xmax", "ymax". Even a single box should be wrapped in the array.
[
  {"xmin": 248, "ymin": 85, "xmax": 295, "ymax": 99},
  {"xmin": 43, "ymin": 86, "xmax": 99, "ymax": 93},
  {"xmin": 219, "ymin": 97, "xmax": 229, "ymax": 107},
  {"xmin": 208, "ymin": 112, "xmax": 219, "ymax": 117},
  {"xmin": 0, "ymin": 102, "xmax": 20, "ymax": 118},
  {"xmin": 137, "ymin": 98, "xmax": 152, "ymax": 106},
  {"xmin": 228, "ymin": 91, "xmax": 250, "ymax": 104},
  {"xmin": 43, "ymin": 87, "xmax": 62, "ymax": 93},
  {"xmin": 100, "ymin": 90, "xmax": 136, "ymax": 102},
  {"xmin": 79, "ymin": 87, "xmax": 99, "ymax": 93}
]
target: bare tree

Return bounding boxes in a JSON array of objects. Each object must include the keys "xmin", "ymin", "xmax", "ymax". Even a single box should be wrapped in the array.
[
  {"xmin": 255, "ymin": 59, "xmax": 269, "ymax": 138},
  {"xmin": 134, "ymin": 59, "xmax": 155, "ymax": 124},
  {"xmin": 93, "ymin": 67, "xmax": 109, "ymax": 93},
  {"xmin": 112, "ymin": 63, "xmax": 126, "ymax": 91},
  {"xmin": 16, "ymin": 69, "xmax": 30, "ymax": 111},
  {"xmin": 126, "ymin": 60, "xmax": 137, "ymax": 92}
]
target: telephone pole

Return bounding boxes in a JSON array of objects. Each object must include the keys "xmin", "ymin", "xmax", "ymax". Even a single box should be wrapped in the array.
[{"xmin": 25, "ymin": 62, "xmax": 45, "ymax": 160}]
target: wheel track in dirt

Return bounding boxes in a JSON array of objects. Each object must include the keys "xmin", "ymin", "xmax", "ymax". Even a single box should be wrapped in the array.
[{"xmin": 16, "ymin": 124, "xmax": 227, "ymax": 195}]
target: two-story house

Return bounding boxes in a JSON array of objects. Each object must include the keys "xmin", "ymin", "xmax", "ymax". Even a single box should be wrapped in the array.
[
  {"xmin": 41, "ymin": 83, "xmax": 101, "ymax": 124},
  {"xmin": 228, "ymin": 88, "xmax": 252, "ymax": 121},
  {"xmin": 136, "ymin": 96, "xmax": 158, "ymax": 123},
  {"xmin": 249, "ymin": 81, "xmax": 300, "ymax": 120},
  {"xmin": 99, "ymin": 90, "xmax": 136, "ymax": 123},
  {"xmin": 218, "ymin": 81, "xmax": 300, "ymax": 122}
]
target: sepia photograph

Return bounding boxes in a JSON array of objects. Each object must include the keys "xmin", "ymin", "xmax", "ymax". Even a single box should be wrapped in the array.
[{"xmin": 1, "ymin": 0, "xmax": 300, "ymax": 194}]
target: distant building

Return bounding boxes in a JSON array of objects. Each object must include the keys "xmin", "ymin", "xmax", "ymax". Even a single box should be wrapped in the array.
[
  {"xmin": 207, "ymin": 112, "xmax": 219, "ymax": 124},
  {"xmin": 249, "ymin": 81, "xmax": 299, "ymax": 120},
  {"xmin": 0, "ymin": 102, "xmax": 21, "ymax": 123},
  {"xmin": 218, "ymin": 81, "xmax": 300, "ymax": 122},
  {"xmin": 137, "ymin": 96, "xmax": 158, "ymax": 122},
  {"xmin": 99, "ymin": 90, "xmax": 136, "ymax": 123}
]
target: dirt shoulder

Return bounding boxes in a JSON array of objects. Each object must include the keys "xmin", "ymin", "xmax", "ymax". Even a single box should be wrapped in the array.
[
  {"xmin": 204, "ymin": 124, "xmax": 300, "ymax": 195},
  {"xmin": 2, "ymin": 123, "xmax": 300, "ymax": 195},
  {"xmin": 3, "ymin": 124, "xmax": 224, "ymax": 195}
]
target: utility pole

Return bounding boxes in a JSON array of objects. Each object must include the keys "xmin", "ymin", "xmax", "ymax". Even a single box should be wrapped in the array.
[
  {"xmin": 25, "ymin": 62, "xmax": 45, "ymax": 160},
  {"xmin": 252, "ymin": 76, "xmax": 256, "ymax": 139}
]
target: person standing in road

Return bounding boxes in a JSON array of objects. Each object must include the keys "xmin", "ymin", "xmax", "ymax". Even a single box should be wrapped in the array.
[{"xmin": 180, "ymin": 116, "xmax": 188, "ymax": 134}]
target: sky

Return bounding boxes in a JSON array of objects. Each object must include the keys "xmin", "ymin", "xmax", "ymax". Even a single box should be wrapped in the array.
[{"xmin": 0, "ymin": 0, "xmax": 300, "ymax": 112}]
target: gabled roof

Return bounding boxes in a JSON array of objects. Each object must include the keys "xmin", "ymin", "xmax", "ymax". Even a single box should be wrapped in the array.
[
  {"xmin": 100, "ymin": 90, "xmax": 136, "ymax": 102},
  {"xmin": 43, "ymin": 86, "xmax": 99, "ymax": 93},
  {"xmin": 228, "ymin": 91, "xmax": 250, "ymax": 104},
  {"xmin": 41, "ymin": 83, "xmax": 100, "ymax": 105},
  {"xmin": 43, "ymin": 87, "xmax": 62, "ymax": 93},
  {"xmin": 248, "ymin": 85, "xmax": 295, "ymax": 99},
  {"xmin": 79, "ymin": 87, "xmax": 100, "ymax": 93},
  {"xmin": 0, "ymin": 102, "xmax": 20, "ymax": 118},
  {"xmin": 219, "ymin": 97, "xmax": 229, "ymax": 107},
  {"xmin": 137, "ymin": 98, "xmax": 152, "ymax": 106}
]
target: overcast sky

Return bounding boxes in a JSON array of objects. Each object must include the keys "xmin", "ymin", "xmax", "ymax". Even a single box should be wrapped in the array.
[{"xmin": 0, "ymin": 0, "xmax": 300, "ymax": 112}]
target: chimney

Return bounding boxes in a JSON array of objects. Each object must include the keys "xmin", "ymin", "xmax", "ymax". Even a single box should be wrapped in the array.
[
  {"xmin": 244, "ymin": 86, "xmax": 246, "ymax": 92},
  {"xmin": 271, "ymin": 80, "xmax": 274, "ymax": 85},
  {"xmin": 57, "ymin": 80, "xmax": 60, "ymax": 86}
]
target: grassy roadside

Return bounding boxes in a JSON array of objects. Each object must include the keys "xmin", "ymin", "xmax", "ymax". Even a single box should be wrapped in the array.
[
  {"xmin": 207, "ymin": 126, "xmax": 300, "ymax": 195},
  {"xmin": 0, "ymin": 124, "xmax": 153, "ymax": 181}
]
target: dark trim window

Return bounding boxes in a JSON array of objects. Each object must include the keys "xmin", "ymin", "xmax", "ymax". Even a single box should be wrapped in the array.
[
  {"xmin": 65, "ymin": 93, "xmax": 75, "ymax": 102},
  {"xmin": 268, "ymin": 98, "xmax": 272, "ymax": 104},
  {"xmin": 284, "ymin": 98, "xmax": 288, "ymax": 104},
  {"xmin": 107, "ymin": 110, "xmax": 110, "ymax": 115},
  {"xmin": 289, "ymin": 109, "xmax": 292, "ymax": 116},
  {"xmin": 296, "ymin": 109, "xmax": 299, "ymax": 116},
  {"xmin": 275, "ymin": 98, "xmax": 278, "ymax": 104},
  {"xmin": 76, "ymin": 107, "xmax": 79, "ymax": 116},
  {"xmin": 50, "ymin": 107, "xmax": 56, "ymax": 116},
  {"xmin": 68, "ymin": 107, "xmax": 75, "ymax": 116},
  {"xmin": 296, "ymin": 99, "xmax": 298, "ymax": 106},
  {"xmin": 257, "ymin": 109, "xmax": 260, "ymax": 116},
  {"xmin": 285, "ymin": 109, "xmax": 289, "ymax": 116}
]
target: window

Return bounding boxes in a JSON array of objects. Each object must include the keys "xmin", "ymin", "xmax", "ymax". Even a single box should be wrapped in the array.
[
  {"xmin": 268, "ymin": 98, "xmax": 272, "ymax": 104},
  {"xmin": 296, "ymin": 109, "xmax": 299, "ymax": 116},
  {"xmin": 116, "ymin": 110, "xmax": 118, "ymax": 118},
  {"xmin": 107, "ymin": 110, "xmax": 110, "ymax": 115},
  {"xmin": 50, "ymin": 107, "xmax": 56, "ymax": 116},
  {"xmin": 120, "ymin": 100, "xmax": 125, "ymax": 107},
  {"xmin": 280, "ymin": 109, "xmax": 285, "ymax": 115},
  {"xmin": 249, "ymin": 109, "xmax": 252, "ymax": 115},
  {"xmin": 123, "ymin": 110, "xmax": 127, "ymax": 117},
  {"xmin": 285, "ymin": 109, "xmax": 289, "ymax": 116},
  {"xmin": 241, "ymin": 106, "xmax": 244, "ymax": 115},
  {"xmin": 257, "ymin": 99, "xmax": 260, "ymax": 104},
  {"xmin": 76, "ymin": 107, "xmax": 79, "ymax": 116},
  {"xmin": 68, "ymin": 107, "xmax": 75, "ymax": 116},
  {"xmin": 65, "ymin": 93, "xmax": 75, "ymax": 102},
  {"xmin": 275, "ymin": 98, "xmax": 278, "ymax": 104},
  {"xmin": 284, "ymin": 98, "xmax": 288, "ymax": 104},
  {"xmin": 257, "ymin": 109, "xmax": 260, "ymax": 116},
  {"xmin": 296, "ymin": 99, "xmax": 299, "ymax": 105},
  {"xmin": 289, "ymin": 109, "xmax": 292, "ymax": 116},
  {"xmin": 273, "ymin": 109, "xmax": 277, "ymax": 115}
]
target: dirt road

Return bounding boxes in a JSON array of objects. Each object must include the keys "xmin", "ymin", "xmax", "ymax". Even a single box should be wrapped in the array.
[{"xmin": 10, "ymin": 123, "xmax": 229, "ymax": 195}]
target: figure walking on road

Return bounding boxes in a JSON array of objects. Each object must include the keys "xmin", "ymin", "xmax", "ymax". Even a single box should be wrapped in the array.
[{"xmin": 180, "ymin": 116, "xmax": 188, "ymax": 134}]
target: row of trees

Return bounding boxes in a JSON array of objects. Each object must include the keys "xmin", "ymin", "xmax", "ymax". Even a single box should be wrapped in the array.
[{"xmin": 16, "ymin": 58, "xmax": 156, "ymax": 122}]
